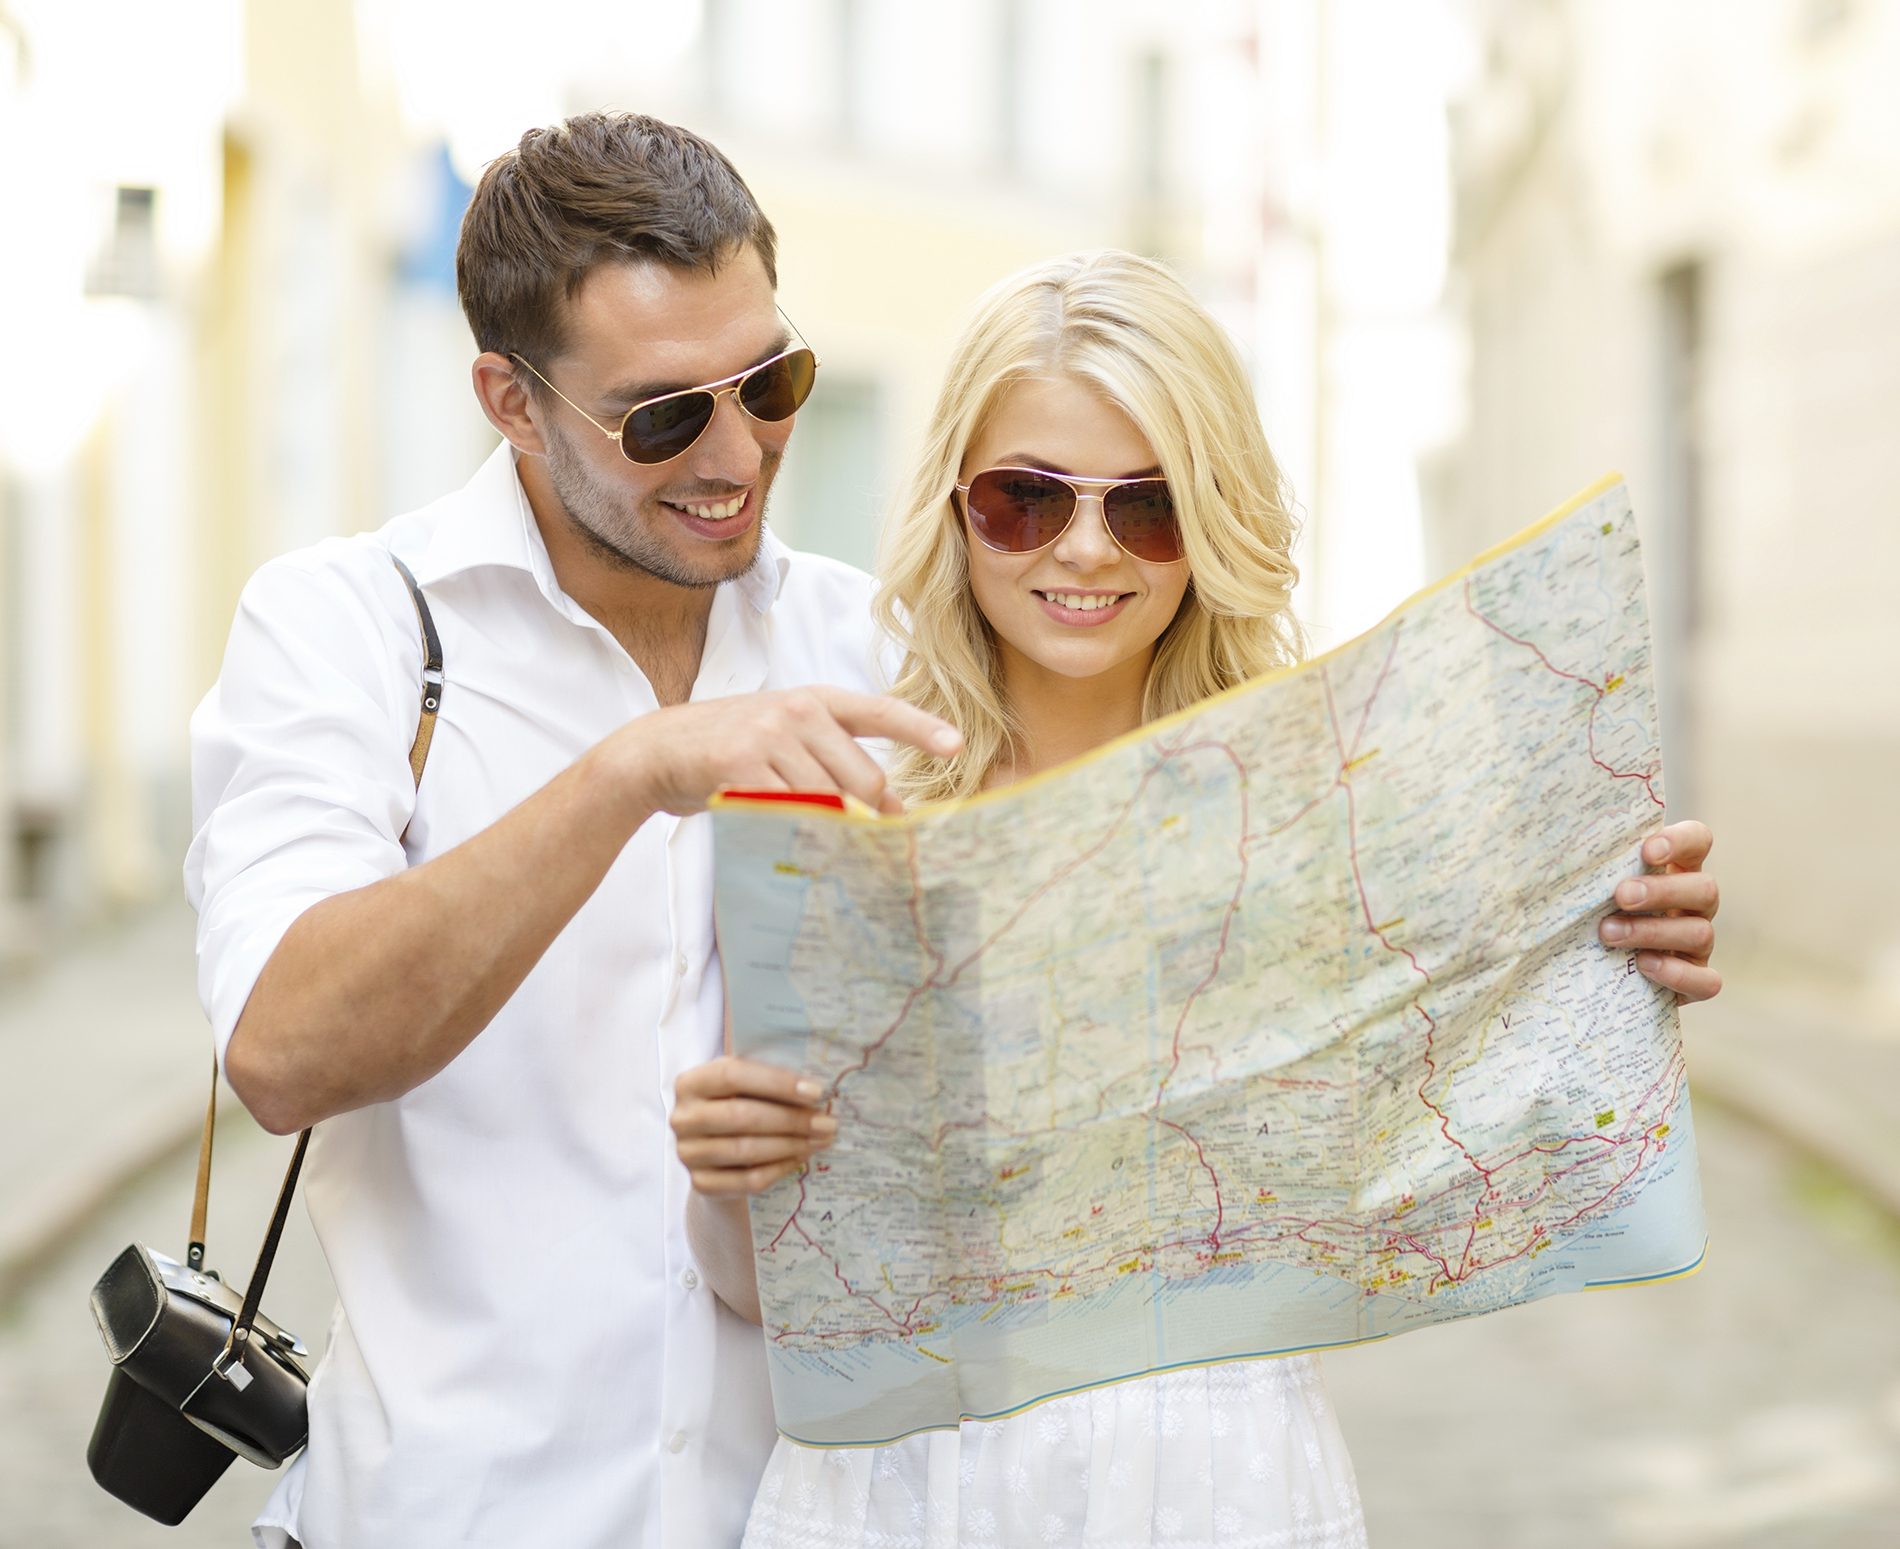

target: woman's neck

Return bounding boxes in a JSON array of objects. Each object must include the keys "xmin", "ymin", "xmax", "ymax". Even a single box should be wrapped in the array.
[{"xmin": 986, "ymin": 640, "xmax": 1154, "ymax": 789}]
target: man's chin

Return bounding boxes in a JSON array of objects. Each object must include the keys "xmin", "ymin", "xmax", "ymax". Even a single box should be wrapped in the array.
[
  {"xmin": 675, "ymin": 532, "xmax": 764, "ymax": 590},
  {"xmin": 587, "ymin": 517, "xmax": 763, "ymax": 590}
]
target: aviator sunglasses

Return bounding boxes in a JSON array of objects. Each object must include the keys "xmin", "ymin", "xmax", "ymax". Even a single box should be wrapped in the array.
[
  {"xmin": 956, "ymin": 467, "xmax": 1184, "ymax": 564},
  {"xmin": 510, "ymin": 326, "xmax": 819, "ymax": 465}
]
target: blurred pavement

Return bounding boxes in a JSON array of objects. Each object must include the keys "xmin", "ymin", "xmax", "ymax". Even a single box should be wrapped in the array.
[
  {"xmin": 1, "ymin": 916, "xmax": 1898, "ymax": 1546},
  {"xmin": 1684, "ymin": 991, "xmax": 1900, "ymax": 1222},
  {"xmin": 0, "ymin": 905, "xmax": 211, "ymax": 1305}
]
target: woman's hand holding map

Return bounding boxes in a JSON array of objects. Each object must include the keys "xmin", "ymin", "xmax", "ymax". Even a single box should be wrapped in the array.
[{"xmin": 1598, "ymin": 819, "xmax": 1721, "ymax": 1002}]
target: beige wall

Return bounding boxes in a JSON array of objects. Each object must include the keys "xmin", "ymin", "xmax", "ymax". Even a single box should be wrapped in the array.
[{"xmin": 1437, "ymin": 0, "xmax": 1900, "ymax": 1001}]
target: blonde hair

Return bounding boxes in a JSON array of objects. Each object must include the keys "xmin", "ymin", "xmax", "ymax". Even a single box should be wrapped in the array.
[{"xmin": 876, "ymin": 249, "xmax": 1304, "ymax": 804}]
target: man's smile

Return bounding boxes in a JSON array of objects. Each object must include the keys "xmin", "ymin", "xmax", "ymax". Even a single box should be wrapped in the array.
[
  {"xmin": 671, "ymin": 492, "xmax": 748, "ymax": 521},
  {"xmin": 660, "ymin": 485, "xmax": 759, "ymax": 541}
]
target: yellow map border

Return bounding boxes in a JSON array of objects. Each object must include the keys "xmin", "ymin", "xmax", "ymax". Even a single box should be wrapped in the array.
[{"xmin": 713, "ymin": 470, "xmax": 1627, "ymax": 824}]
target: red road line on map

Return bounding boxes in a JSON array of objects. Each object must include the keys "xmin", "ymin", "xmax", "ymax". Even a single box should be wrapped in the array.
[
  {"xmin": 1347, "ymin": 623, "xmax": 1404, "ymax": 766},
  {"xmin": 1141, "ymin": 736, "xmax": 1252, "ymax": 1252},
  {"xmin": 1322, "ymin": 662, "xmax": 1501, "ymax": 1284},
  {"xmin": 825, "ymin": 828, "xmax": 945, "ymax": 1089},
  {"xmin": 790, "ymin": 830, "xmax": 942, "ymax": 1154},
  {"xmin": 1494, "ymin": 1053, "xmax": 1688, "ymax": 1174},
  {"xmin": 826, "ymin": 763, "xmax": 1165, "ymax": 1108},
  {"xmin": 1462, "ymin": 579, "xmax": 1664, "ymax": 808},
  {"xmin": 765, "ymin": 1173, "xmax": 811, "ymax": 1252},
  {"xmin": 942, "ymin": 760, "xmax": 1178, "ymax": 989}
]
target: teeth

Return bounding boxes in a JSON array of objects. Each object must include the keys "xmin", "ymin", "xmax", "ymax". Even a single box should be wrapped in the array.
[
  {"xmin": 1042, "ymin": 592, "xmax": 1119, "ymax": 611},
  {"xmin": 680, "ymin": 494, "xmax": 746, "ymax": 520}
]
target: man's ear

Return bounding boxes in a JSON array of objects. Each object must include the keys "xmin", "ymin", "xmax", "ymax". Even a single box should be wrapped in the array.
[{"xmin": 472, "ymin": 352, "xmax": 548, "ymax": 456}]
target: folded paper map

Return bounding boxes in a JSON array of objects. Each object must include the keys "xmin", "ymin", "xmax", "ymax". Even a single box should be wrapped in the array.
[{"xmin": 712, "ymin": 474, "xmax": 1707, "ymax": 1447}]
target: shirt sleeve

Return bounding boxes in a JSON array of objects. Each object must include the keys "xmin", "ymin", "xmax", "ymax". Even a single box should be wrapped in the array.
[{"xmin": 184, "ymin": 541, "xmax": 425, "ymax": 1068}]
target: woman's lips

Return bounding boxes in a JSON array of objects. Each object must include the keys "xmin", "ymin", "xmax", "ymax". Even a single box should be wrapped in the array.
[
  {"xmin": 1034, "ymin": 589, "xmax": 1133, "ymax": 627},
  {"xmin": 665, "ymin": 487, "xmax": 756, "ymax": 541}
]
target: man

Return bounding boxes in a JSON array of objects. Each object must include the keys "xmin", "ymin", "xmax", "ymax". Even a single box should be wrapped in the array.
[{"xmin": 187, "ymin": 112, "xmax": 958, "ymax": 1548}]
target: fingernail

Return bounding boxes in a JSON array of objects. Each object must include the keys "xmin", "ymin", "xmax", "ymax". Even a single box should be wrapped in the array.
[
  {"xmin": 934, "ymin": 727, "xmax": 962, "ymax": 754},
  {"xmin": 1617, "ymin": 881, "xmax": 1648, "ymax": 908},
  {"xmin": 795, "ymin": 1079, "xmax": 823, "ymax": 1100},
  {"xmin": 810, "ymin": 1114, "xmax": 838, "ymax": 1135},
  {"xmin": 1601, "ymin": 918, "xmax": 1630, "ymax": 943},
  {"xmin": 1644, "ymin": 837, "xmax": 1670, "ymax": 864},
  {"xmin": 1636, "ymin": 952, "xmax": 1662, "ymax": 974}
]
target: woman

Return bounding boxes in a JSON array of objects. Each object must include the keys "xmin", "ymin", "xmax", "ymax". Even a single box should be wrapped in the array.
[{"xmin": 675, "ymin": 250, "xmax": 1721, "ymax": 1547}]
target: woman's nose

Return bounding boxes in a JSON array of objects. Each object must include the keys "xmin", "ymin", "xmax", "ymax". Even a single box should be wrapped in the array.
[{"xmin": 1051, "ymin": 494, "xmax": 1123, "ymax": 570}]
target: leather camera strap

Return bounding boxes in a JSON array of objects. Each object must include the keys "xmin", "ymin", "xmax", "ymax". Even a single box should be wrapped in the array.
[
  {"xmin": 197, "ymin": 554, "xmax": 442, "ymax": 1368},
  {"xmin": 186, "ymin": 1058, "xmax": 217, "ymax": 1272},
  {"xmin": 221, "ymin": 1128, "xmax": 310, "ymax": 1365}
]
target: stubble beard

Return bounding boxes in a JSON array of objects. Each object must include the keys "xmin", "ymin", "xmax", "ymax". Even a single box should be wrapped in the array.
[{"xmin": 542, "ymin": 418, "xmax": 776, "ymax": 590}]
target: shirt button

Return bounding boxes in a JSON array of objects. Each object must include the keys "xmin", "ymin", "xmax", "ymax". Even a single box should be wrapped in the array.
[
  {"xmin": 674, "ymin": 952, "xmax": 689, "ymax": 977},
  {"xmin": 667, "ymin": 1430, "xmax": 687, "ymax": 1454},
  {"xmin": 681, "ymin": 1268, "xmax": 699, "ymax": 1291}
]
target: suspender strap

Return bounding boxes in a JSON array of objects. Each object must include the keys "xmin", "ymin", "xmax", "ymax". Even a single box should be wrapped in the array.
[
  {"xmin": 194, "ymin": 553, "xmax": 444, "ymax": 1370},
  {"xmin": 392, "ymin": 555, "xmax": 445, "ymax": 785}
]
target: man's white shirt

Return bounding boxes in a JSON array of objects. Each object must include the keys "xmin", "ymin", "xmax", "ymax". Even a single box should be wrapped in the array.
[{"xmin": 185, "ymin": 443, "xmax": 880, "ymax": 1549}]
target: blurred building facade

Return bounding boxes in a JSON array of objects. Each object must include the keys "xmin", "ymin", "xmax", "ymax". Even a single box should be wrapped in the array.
[
  {"xmin": 0, "ymin": 0, "xmax": 1452, "ymax": 949},
  {"xmin": 0, "ymin": 0, "xmax": 497, "ymax": 950},
  {"xmin": 1436, "ymin": 0, "xmax": 1900, "ymax": 1004}
]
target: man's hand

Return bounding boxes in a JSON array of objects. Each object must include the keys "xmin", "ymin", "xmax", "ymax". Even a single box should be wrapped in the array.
[
  {"xmin": 1598, "ymin": 819, "xmax": 1721, "ymax": 1002},
  {"xmin": 626, "ymin": 687, "xmax": 962, "ymax": 818},
  {"xmin": 672, "ymin": 1056, "xmax": 836, "ymax": 1195}
]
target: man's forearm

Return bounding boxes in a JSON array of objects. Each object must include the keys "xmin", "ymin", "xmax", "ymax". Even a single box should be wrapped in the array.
[{"xmin": 226, "ymin": 736, "xmax": 655, "ymax": 1133}]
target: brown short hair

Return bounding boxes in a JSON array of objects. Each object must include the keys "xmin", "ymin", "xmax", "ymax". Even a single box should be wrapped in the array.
[{"xmin": 457, "ymin": 112, "xmax": 778, "ymax": 375}]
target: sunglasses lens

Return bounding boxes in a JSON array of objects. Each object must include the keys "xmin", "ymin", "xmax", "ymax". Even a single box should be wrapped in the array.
[
  {"xmin": 1104, "ymin": 480, "xmax": 1182, "ymax": 562},
  {"xmin": 964, "ymin": 469, "xmax": 1078, "ymax": 553},
  {"xmin": 622, "ymin": 392, "xmax": 717, "ymax": 464},
  {"xmin": 738, "ymin": 348, "xmax": 818, "ymax": 422}
]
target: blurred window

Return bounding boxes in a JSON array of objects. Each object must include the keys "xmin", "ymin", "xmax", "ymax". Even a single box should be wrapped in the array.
[
  {"xmin": 85, "ymin": 186, "xmax": 160, "ymax": 301},
  {"xmin": 771, "ymin": 376, "xmax": 883, "ymax": 572},
  {"xmin": 1131, "ymin": 49, "xmax": 1171, "ymax": 253},
  {"xmin": 397, "ymin": 145, "xmax": 472, "ymax": 296},
  {"xmin": 1655, "ymin": 260, "xmax": 1704, "ymax": 817}
]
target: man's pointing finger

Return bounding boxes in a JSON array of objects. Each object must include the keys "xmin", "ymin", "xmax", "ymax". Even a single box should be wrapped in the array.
[{"xmin": 815, "ymin": 688, "xmax": 964, "ymax": 759}]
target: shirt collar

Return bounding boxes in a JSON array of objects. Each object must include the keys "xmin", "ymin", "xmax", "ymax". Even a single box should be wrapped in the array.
[
  {"xmin": 407, "ymin": 440, "xmax": 537, "ymax": 588},
  {"xmin": 410, "ymin": 441, "xmax": 791, "ymax": 618}
]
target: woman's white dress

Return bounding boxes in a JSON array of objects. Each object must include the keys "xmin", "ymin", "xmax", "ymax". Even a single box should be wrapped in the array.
[{"xmin": 741, "ymin": 1354, "xmax": 1367, "ymax": 1549}]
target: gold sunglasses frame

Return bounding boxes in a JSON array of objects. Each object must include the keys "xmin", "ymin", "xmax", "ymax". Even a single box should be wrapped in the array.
[
  {"xmin": 509, "ymin": 312, "xmax": 820, "ymax": 465},
  {"xmin": 955, "ymin": 465, "xmax": 1185, "ymax": 563}
]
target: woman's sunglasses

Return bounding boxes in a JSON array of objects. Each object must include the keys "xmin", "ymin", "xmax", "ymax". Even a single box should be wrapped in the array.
[
  {"xmin": 956, "ymin": 466, "xmax": 1183, "ymax": 564},
  {"xmin": 510, "ymin": 343, "xmax": 819, "ymax": 465}
]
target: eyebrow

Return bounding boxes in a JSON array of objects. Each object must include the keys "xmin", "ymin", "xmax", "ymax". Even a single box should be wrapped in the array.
[
  {"xmin": 989, "ymin": 454, "xmax": 1165, "ymax": 480},
  {"xmin": 599, "ymin": 331, "xmax": 794, "ymax": 409}
]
